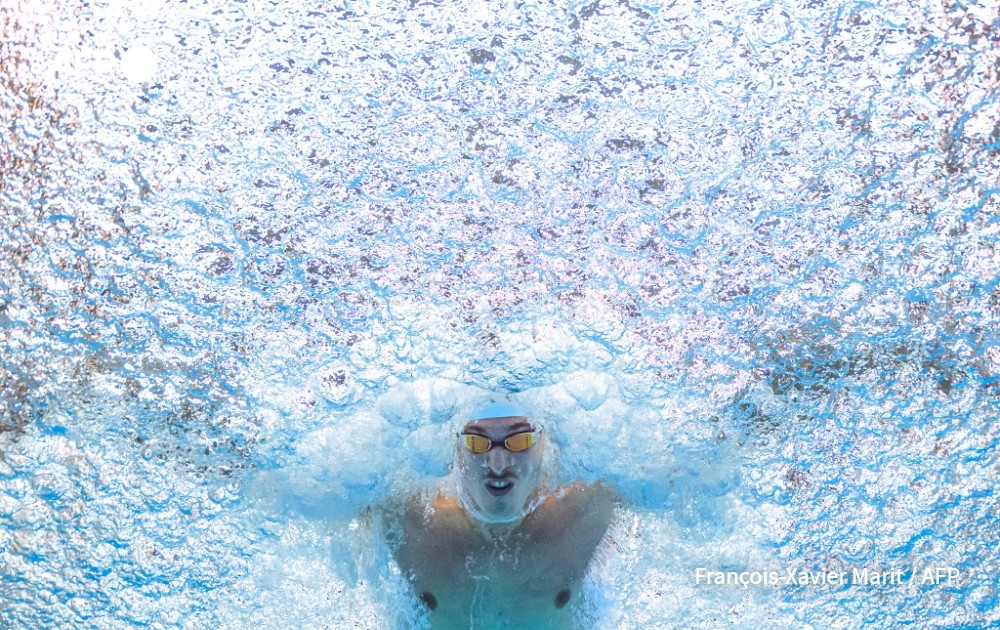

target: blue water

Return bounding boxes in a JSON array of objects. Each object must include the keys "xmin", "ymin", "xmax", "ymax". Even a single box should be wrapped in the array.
[{"xmin": 2, "ymin": 0, "xmax": 998, "ymax": 627}]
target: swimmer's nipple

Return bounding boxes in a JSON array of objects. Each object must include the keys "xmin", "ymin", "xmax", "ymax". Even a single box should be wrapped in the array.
[{"xmin": 420, "ymin": 591, "xmax": 438, "ymax": 610}]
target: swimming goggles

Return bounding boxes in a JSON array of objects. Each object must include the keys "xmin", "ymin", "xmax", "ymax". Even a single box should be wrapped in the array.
[{"xmin": 460, "ymin": 430, "xmax": 541, "ymax": 454}]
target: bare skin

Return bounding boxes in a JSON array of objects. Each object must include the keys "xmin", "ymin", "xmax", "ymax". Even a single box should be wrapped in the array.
[{"xmin": 388, "ymin": 415, "xmax": 617, "ymax": 629}]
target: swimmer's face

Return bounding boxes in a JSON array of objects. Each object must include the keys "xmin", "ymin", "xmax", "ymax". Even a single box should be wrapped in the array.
[{"xmin": 456, "ymin": 416, "xmax": 545, "ymax": 523}]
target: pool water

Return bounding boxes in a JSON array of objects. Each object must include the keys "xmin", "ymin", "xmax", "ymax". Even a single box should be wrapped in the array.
[{"xmin": 1, "ymin": 0, "xmax": 998, "ymax": 627}]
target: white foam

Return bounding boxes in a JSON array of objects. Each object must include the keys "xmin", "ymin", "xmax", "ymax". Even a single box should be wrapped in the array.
[{"xmin": 120, "ymin": 44, "xmax": 158, "ymax": 83}]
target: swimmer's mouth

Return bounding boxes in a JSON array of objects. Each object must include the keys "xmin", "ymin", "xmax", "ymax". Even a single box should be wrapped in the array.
[{"xmin": 485, "ymin": 477, "xmax": 515, "ymax": 497}]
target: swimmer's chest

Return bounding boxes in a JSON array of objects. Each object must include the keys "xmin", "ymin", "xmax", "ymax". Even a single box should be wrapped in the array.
[
  {"xmin": 397, "ymin": 508, "xmax": 597, "ymax": 629},
  {"xmin": 409, "ymin": 542, "xmax": 582, "ymax": 629}
]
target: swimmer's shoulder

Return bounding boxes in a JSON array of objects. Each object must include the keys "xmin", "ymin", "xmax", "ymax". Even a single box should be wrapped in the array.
[
  {"xmin": 547, "ymin": 481, "xmax": 618, "ymax": 515},
  {"xmin": 395, "ymin": 489, "xmax": 470, "ymax": 538},
  {"xmin": 529, "ymin": 481, "xmax": 618, "ymax": 543},
  {"xmin": 393, "ymin": 490, "xmax": 479, "ymax": 581}
]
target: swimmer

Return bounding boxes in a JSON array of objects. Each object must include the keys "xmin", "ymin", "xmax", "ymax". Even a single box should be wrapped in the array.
[{"xmin": 388, "ymin": 399, "xmax": 617, "ymax": 629}]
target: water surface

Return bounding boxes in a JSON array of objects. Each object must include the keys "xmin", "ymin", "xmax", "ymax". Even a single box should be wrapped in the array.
[{"xmin": 1, "ymin": 0, "xmax": 998, "ymax": 627}]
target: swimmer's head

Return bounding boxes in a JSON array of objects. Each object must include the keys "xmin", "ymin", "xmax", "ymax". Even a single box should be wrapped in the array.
[{"xmin": 455, "ymin": 398, "xmax": 546, "ymax": 524}]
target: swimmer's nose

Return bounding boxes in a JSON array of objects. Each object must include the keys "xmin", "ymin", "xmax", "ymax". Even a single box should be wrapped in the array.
[{"xmin": 485, "ymin": 446, "xmax": 513, "ymax": 474}]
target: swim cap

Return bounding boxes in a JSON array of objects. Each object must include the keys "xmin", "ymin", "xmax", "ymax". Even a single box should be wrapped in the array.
[{"xmin": 469, "ymin": 399, "xmax": 528, "ymax": 421}]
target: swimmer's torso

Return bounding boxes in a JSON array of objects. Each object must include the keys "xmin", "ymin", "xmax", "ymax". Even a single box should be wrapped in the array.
[{"xmin": 391, "ymin": 485, "xmax": 615, "ymax": 630}]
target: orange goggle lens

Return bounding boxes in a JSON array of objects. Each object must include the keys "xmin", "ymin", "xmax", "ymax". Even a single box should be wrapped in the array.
[
  {"xmin": 462, "ymin": 431, "xmax": 538, "ymax": 454},
  {"xmin": 503, "ymin": 431, "xmax": 536, "ymax": 452}
]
